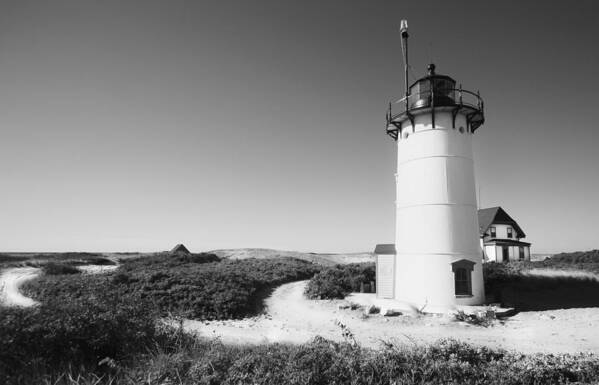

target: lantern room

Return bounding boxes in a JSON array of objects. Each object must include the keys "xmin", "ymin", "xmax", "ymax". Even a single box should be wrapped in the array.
[
  {"xmin": 386, "ymin": 63, "xmax": 485, "ymax": 140},
  {"xmin": 408, "ymin": 64, "xmax": 456, "ymax": 109}
]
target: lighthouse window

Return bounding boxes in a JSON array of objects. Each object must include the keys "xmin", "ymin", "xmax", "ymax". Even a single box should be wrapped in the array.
[
  {"xmin": 434, "ymin": 79, "xmax": 455, "ymax": 99},
  {"xmin": 454, "ymin": 268, "xmax": 471, "ymax": 296},
  {"xmin": 451, "ymin": 259, "xmax": 475, "ymax": 297},
  {"xmin": 418, "ymin": 80, "xmax": 430, "ymax": 99}
]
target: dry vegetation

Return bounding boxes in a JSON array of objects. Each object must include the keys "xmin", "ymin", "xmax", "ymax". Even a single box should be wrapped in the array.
[
  {"xmin": 0, "ymin": 252, "xmax": 117, "ymax": 268},
  {"xmin": 484, "ymin": 251, "xmax": 599, "ymax": 311},
  {"xmin": 24, "ymin": 254, "xmax": 321, "ymax": 320},
  {"xmin": 210, "ymin": 248, "xmax": 375, "ymax": 266},
  {"xmin": 2, "ymin": 250, "xmax": 599, "ymax": 384},
  {"xmin": 305, "ymin": 263, "xmax": 375, "ymax": 299}
]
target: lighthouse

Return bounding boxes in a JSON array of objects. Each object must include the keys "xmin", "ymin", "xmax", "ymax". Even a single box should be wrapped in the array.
[{"xmin": 376, "ymin": 21, "xmax": 485, "ymax": 310}]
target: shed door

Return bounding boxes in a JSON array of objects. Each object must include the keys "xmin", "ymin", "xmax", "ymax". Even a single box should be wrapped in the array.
[{"xmin": 376, "ymin": 254, "xmax": 395, "ymax": 299}]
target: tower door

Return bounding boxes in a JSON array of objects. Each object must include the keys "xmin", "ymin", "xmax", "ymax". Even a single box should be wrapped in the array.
[{"xmin": 502, "ymin": 246, "xmax": 510, "ymax": 262}]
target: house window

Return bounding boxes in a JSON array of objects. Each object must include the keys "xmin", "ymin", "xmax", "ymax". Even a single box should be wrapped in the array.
[
  {"xmin": 507, "ymin": 228, "xmax": 513, "ymax": 238},
  {"xmin": 519, "ymin": 246, "xmax": 524, "ymax": 260},
  {"xmin": 489, "ymin": 226, "xmax": 496, "ymax": 238},
  {"xmin": 451, "ymin": 259, "xmax": 475, "ymax": 297}
]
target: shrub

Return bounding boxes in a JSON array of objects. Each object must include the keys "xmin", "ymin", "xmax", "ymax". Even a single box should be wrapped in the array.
[
  {"xmin": 75, "ymin": 256, "xmax": 116, "ymax": 265},
  {"xmin": 124, "ymin": 252, "xmax": 221, "ymax": 268},
  {"xmin": 25, "ymin": 257, "xmax": 321, "ymax": 320},
  {"xmin": 41, "ymin": 262, "xmax": 81, "ymax": 275},
  {"xmin": 305, "ymin": 263, "xmax": 375, "ymax": 299},
  {"xmin": 367, "ymin": 305, "xmax": 381, "ymax": 314},
  {"xmin": 126, "ymin": 338, "xmax": 599, "ymax": 385},
  {"xmin": 0, "ymin": 254, "xmax": 29, "ymax": 265},
  {"xmin": 483, "ymin": 262, "xmax": 599, "ymax": 310},
  {"xmin": 0, "ymin": 288, "xmax": 159, "ymax": 383},
  {"xmin": 3, "ymin": 323, "xmax": 599, "ymax": 384},
  {"xmin": 454, "ymin": 310, "xmax": 495, "ymax": 327},
  {"xmin": 112, "ymin": 272, "xmax": 131, "ymax": 284}
]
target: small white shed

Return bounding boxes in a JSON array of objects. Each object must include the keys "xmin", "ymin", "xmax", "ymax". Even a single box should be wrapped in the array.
[{"xmin": 374, "ymin": 244, "xmax": 396, "ymax": 299}]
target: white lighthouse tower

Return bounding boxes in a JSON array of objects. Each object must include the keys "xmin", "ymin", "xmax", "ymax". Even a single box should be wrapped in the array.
[{"xmin": 379, "ymin": 21, "xmax": 485, "ymax": 310}]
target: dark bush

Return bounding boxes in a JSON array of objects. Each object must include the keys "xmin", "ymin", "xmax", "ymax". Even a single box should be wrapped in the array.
[
  {"xmin": 122, "ymin": 252, "xmax": 220, "ymax": 268},
  {"xmin": 172, "ymin": 252, "xmax": 221, "ymax": 265},
  {"xmin": 126, "ymin": 338, "xmax": 599, "ymax": 385},
  {"xmin": 41, "ymin": 262, "xmax": 81, "ymax": 275},
  {"xmin": 3, "ymin": 327, "xmax": 599, "ymax": 385},
  {"xmin": 112, "ymin": 272, "xmax": 132, "ymax": 284},
  {"xmin": 0, "ymin": 288, "xmax": 159, "ymax": 384},
  {"xmin": 305, "ymin": 263, "xmax": 375, "ymax": 299},
  {"xmin": 483, "ymin": 262, "xmax": 599, "ymax": 310},
  {"xmin": 0, "ymin": 254, "xmax": 29, "ymax": 264},
  {"xmin": 25, "ymin": 257, "xmax": 320, "ymax": 320},
  {"xmin": 76, "ymin": 256, "xmax": 116, "ymax": 265}
]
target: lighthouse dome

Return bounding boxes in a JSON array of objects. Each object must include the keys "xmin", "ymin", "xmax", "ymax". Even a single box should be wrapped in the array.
[
  {"xmin": 386, "ymin": 63, "xmax": 484, "ymax": 139},
  {"xmin": 408, "ymin": 64, "xmax": 457, "ymax": 109}
]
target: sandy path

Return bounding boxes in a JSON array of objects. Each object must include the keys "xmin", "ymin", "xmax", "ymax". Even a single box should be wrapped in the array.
[
  {"xmin": 184, "ymin": 280, "xmax": 599, "ymax": 354},
  {"xmin": 0, "ymin": 264, "xmax": 118, "ymax": 308},
  {"xmin": 0, "ymin": 267, "xmax": 41, "ymax": 307},
  {"xmin": 77, "ymin": 264, "xmax": 119, "ymax": 274}
]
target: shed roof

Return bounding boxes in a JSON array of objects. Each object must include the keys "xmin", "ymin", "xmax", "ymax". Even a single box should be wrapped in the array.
[
  {"xmin": 374, "ymin": 244, "xmax": 396, "ymax": 255},
  {"xmin": 478, "ymin": 207, "xmax": 526, "ymax": 238}
]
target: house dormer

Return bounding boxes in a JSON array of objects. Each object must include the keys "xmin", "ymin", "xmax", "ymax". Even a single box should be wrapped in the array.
[{"xmin": 478, "ymin": 207, "xmax": 531, "ymax": 263}]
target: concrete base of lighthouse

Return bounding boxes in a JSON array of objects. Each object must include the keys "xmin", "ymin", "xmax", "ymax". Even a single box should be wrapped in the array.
[
  {"xmin": 350, "ymin": 291, "xmax": 510, "ymax": 317},
  {"xmin": 394, "ymin": 253, "xmax": 485, "ymax": 311},
  {"xmin": 375, "ymin": 247, "xmax": 486, "ymax": 312}
]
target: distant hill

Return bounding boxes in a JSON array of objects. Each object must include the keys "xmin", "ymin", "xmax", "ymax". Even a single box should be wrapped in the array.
[{"xmin": 208, "ymin": 248, "xmax": 374, "ymax": 266}]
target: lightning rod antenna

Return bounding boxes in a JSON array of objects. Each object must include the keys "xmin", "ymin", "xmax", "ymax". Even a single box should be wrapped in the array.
[{"xmin": 400, "ymin": 20, "xmax": 409, "ymax": 111}]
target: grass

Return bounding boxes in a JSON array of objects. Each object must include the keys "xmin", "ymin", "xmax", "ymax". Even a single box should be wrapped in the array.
[
  {"xmin": 484, "ymin": 261, "xmax": 599, "ymax": 310},
  {"xmin": 24, "ymin": 255, "xmax": 321, "ymax": 320},
  {"xmin": 41, "ymin": 262, "xmax": 81, "ymax": 275},
  {"xmin": 5, "ymin": 249, "xmax": 599, "ymax": 383},
  {"xmin": 0, "ymin": 255, "xmax": 29, "ymax": 265},
  {"xmin": 2, "ymin": 329, "xmax": 599, "ymax": 385},
  {"xmin": 0, "ymin": 252, "xmax": 116, "ymax": 268},
  {"xmin": 0, "ymin": 290, "xmax": 159, "ymax": 384}
]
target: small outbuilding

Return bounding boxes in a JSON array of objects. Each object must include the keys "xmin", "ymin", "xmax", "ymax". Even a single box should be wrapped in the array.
[
  {"xmin": 374, "ymin": 244, "xmax": 396, "ymax": 299},
  {"xmin": 170, "ymin": 244, "xmax": 191, "ymax": 255}
]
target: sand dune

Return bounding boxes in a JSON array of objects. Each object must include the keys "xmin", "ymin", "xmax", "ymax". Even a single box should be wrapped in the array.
[{"xmin": 209, "ymin": 248, "xmax": 374, "ymax": 266}]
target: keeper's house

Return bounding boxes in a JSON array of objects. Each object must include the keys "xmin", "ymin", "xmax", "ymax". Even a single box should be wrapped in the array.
[{"xmin": 478, "ymin": 206, "xmax": 531, "ymax": 262}]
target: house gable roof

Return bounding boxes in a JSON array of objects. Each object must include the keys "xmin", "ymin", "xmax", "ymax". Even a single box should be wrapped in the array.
[{"xmin": 478, "ymin": 207, "xmax": 526, "ymax": 238}]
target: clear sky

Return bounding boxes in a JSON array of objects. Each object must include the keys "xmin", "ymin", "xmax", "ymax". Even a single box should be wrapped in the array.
[{"xmin": 0, "ymin": 0, "xmax": 597, "ymax": 254}]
